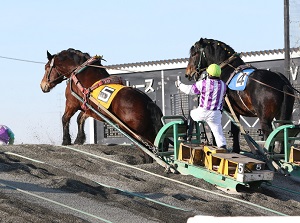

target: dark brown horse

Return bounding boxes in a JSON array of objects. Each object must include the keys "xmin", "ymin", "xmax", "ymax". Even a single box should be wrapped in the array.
[
  {"xmin": 40, "ymin": 48, "xmax": 164, "ymax": 162},
  {"xmin": 185, "ymin": 38, "xmax": 295, "ymax": 153}
]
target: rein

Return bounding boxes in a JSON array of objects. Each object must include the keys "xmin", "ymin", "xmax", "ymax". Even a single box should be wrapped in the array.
[{"xmin": 248, "ymin": 75, "xmax": 299, "ymax": 98}]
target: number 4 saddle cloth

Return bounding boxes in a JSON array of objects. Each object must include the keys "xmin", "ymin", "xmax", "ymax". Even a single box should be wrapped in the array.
[{"xmin": 228, "ymin": 64, "xmax": 256, "ymax": 91}]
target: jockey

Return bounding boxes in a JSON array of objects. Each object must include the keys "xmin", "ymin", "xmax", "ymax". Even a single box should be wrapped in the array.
[
  {"xmin": 175, "ymin": 64, "xmax": 227, "ymax": 149},
  {"xmin": 0, "ymin": 125, "xmax": 15, "ymax": 145}
]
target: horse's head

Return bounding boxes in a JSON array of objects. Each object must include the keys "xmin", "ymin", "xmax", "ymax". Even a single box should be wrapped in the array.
[
  {"xmin": 40, "ymin": 49, "xmax": 91, "ymax": 93},
  {"xmin": 185, "ymin": 38, "xmax": 237, "ymax": 81}
]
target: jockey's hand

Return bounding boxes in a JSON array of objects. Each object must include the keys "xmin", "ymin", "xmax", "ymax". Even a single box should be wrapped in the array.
[{"xmin": 175, "ymin": 80, "xmax": 181, "ymax": 88}]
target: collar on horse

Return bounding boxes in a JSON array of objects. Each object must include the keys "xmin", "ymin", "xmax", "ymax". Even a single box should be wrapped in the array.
[{"xmin": 70, "ymin": 56, "xmax": 123, "ymax": 110}]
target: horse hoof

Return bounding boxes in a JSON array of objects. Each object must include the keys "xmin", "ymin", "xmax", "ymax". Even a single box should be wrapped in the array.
[
  {"xmin": 62, "ymin": 141, "xmax": 71, "ymax": 145},
  {"xmin": 74, "ymin": 140, "xmax": 84, "ymax": 145}
]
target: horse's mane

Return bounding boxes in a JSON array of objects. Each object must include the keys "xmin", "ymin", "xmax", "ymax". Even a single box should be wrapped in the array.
[
  {"xmin": 57, "ymin": 48, "xmax": 91, "ymax": 65},
  {"xmin": 191, "ymin": 38, "xmax": 236, "ymax": 56}
]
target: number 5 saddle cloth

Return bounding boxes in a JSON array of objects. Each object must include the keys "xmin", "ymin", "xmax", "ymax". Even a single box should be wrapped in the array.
[{"xmin": 90, "ymin": 83, "xmax": 126, "ymax": 109}]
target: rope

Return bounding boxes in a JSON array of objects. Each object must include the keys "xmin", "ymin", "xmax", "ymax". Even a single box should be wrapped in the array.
[
  {"xmin": 87, "ymin": 64, "xmax": 152, "ymax": 73},
  {"xmin": 0, "ymin": 55, "xmax": 44, "ymax": 64},
  {"xmin": 248, "ymin": 75, "xmax": 299, "ymax": 98}
]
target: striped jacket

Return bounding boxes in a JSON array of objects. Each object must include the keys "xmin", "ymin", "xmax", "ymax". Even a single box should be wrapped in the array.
[{"xmin": 179, "ymin": 78, "xmax": 227, "ymax": 110}]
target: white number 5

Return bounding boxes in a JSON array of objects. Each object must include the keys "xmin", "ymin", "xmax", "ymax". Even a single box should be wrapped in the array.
[
  {"xmin": 98, "ymin": 86, "xmax": 115, "ymax": 102},
  {"xmin": 238, "ymin": 163, "xmax": 244, "ymax": 173}
]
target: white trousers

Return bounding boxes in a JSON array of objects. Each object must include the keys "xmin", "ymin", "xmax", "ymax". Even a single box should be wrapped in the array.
[{"xmin": 190, "ymin": 107, "xmax": 227, "ymax": 148}]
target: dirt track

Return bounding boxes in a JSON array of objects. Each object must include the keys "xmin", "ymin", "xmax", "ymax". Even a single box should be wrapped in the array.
[{"xmin": 0, "ymin": 144, "xmax": 300, "ymax": 223}]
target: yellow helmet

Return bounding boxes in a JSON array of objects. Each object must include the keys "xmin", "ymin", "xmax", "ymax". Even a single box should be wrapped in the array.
[{"xmin": 206, "ymin": 64, "xmax": 221, "ymax": 77}]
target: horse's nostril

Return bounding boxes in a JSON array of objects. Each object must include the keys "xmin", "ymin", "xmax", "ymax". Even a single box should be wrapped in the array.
[
  {"xmin": 185, "ymin": 74, "xmax": 188, "ymax": 78},
  {"xmin": 40, "ymin": 82, "xmax": 51, "ymax": 93}
]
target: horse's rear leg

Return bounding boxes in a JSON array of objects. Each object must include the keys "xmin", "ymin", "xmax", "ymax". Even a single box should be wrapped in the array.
[
  {"xmin": 74, "ymin": 111, "xmax": 88, "ymax": 145},
  {"xmin": 231, "ymin": 122, "xmax": 241, "ymax": 153},
  {"xmin": 261, "ymin": 120, "xmax": 281, "ymax": 152},
  {"xmin": 261, "ymin": 121, "xmax": 273, "ymax": 139}
]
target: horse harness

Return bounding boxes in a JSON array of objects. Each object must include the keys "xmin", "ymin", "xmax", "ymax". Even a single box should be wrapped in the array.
[
  {"xmin": 47, "ymin": 55, "xmax": 124, "ymax": 110},
  {"xmin": 69, "ymin": 56, "xmax": 123, "ymax": 110},
  {"xmin": 65, "ymin": 57, "xmax": 160, "ymax": 156},
  {"xmin": 195, "ymin": 48, "xmax": 206, "ymax": 78}
]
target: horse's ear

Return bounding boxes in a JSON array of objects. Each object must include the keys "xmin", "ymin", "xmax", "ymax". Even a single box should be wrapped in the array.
[
  {"xmin": 47, "ymin": 50, "xmax": 53, "ymax": 60},
  {"xmin": 199, "ymin": 38, "xmax": 204, "ymax": 44}
]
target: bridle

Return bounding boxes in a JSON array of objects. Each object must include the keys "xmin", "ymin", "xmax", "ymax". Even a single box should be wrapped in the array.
[
  {"xmin": 46, "ymin": 57, "xmax": 69, "ymax": 84},
  {"xmin": 196, "ymin": 48, "xmax": 206, "ymax": 75},
  {"xmin": 192, "ymin": 46, "xmax": 239, "ymax": 81},
  {"xmin": 189, "ymin": 47, "xmax": 207, "ymax": 81}
]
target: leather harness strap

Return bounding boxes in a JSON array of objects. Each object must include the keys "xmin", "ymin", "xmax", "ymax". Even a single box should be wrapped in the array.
[
  {"xmin": 70, "ymin": 57, "xmax": 123, "ymax": 110},
  {"xmin": 68, "ymin": 57, "xmax": 162, "ymax": 158}
]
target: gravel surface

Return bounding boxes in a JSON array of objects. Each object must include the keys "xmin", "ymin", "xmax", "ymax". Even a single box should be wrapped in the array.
[{"xmin": 0, "ymin": 144, "xmax": 300, "ymax": 223}]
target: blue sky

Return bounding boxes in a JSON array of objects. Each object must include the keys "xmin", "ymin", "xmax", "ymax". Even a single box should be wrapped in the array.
[{"xmin": 0, "ymin": 0, "xmax": 284, "ymax": 144}]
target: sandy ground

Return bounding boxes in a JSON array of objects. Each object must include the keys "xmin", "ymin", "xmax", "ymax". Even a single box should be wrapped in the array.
[{"xmin": 0, "ymin": 143, "xmax": 300, "ymax": 223}]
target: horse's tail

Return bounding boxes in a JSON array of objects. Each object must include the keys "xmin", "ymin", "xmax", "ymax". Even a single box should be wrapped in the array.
[
  {"xmin": 273, "ymin": 73, "xmax": 295, "ymax": 153},
  {"xmin": 147, "ymin": 101, "xmax": 171, "ymax": 152},
  {"xmin": 147, "ymin": 101, "xmax": 163, "ymax": 136},
  {"xmin": 280, "ymin": 84, "xmax": 295, "ymax": 121},
  {"xmin": 276, "ymin": 72, "xmax": 295, "ymax": 122}
]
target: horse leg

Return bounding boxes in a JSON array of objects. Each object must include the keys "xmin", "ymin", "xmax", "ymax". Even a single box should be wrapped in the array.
[
  {"xmin": 231, "ymin": 120, "xmax": 240, "ymax": 153},
  {"xmin": 62, "ymin": 106, "xmax": 78, "ymax": 145},
  {"xmin": 261, "ymin": 120, "xmax": 278, "ymax": 151},
  {"xmin": 261, "ymin": 121, "xmax": 273, "ymax": 139},
  {"xmin": 74, "ymin": 111, "xmax": 88, "ymax": 145}
]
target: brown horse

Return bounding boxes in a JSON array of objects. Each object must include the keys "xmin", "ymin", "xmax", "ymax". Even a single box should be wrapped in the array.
[
  {"xmin": 40, "ymin": 48, "xmax": 164, "ymax": 162},
  {"xmin": 185, "ymin": 38, "xmax": 295, "ymax": 153}
]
